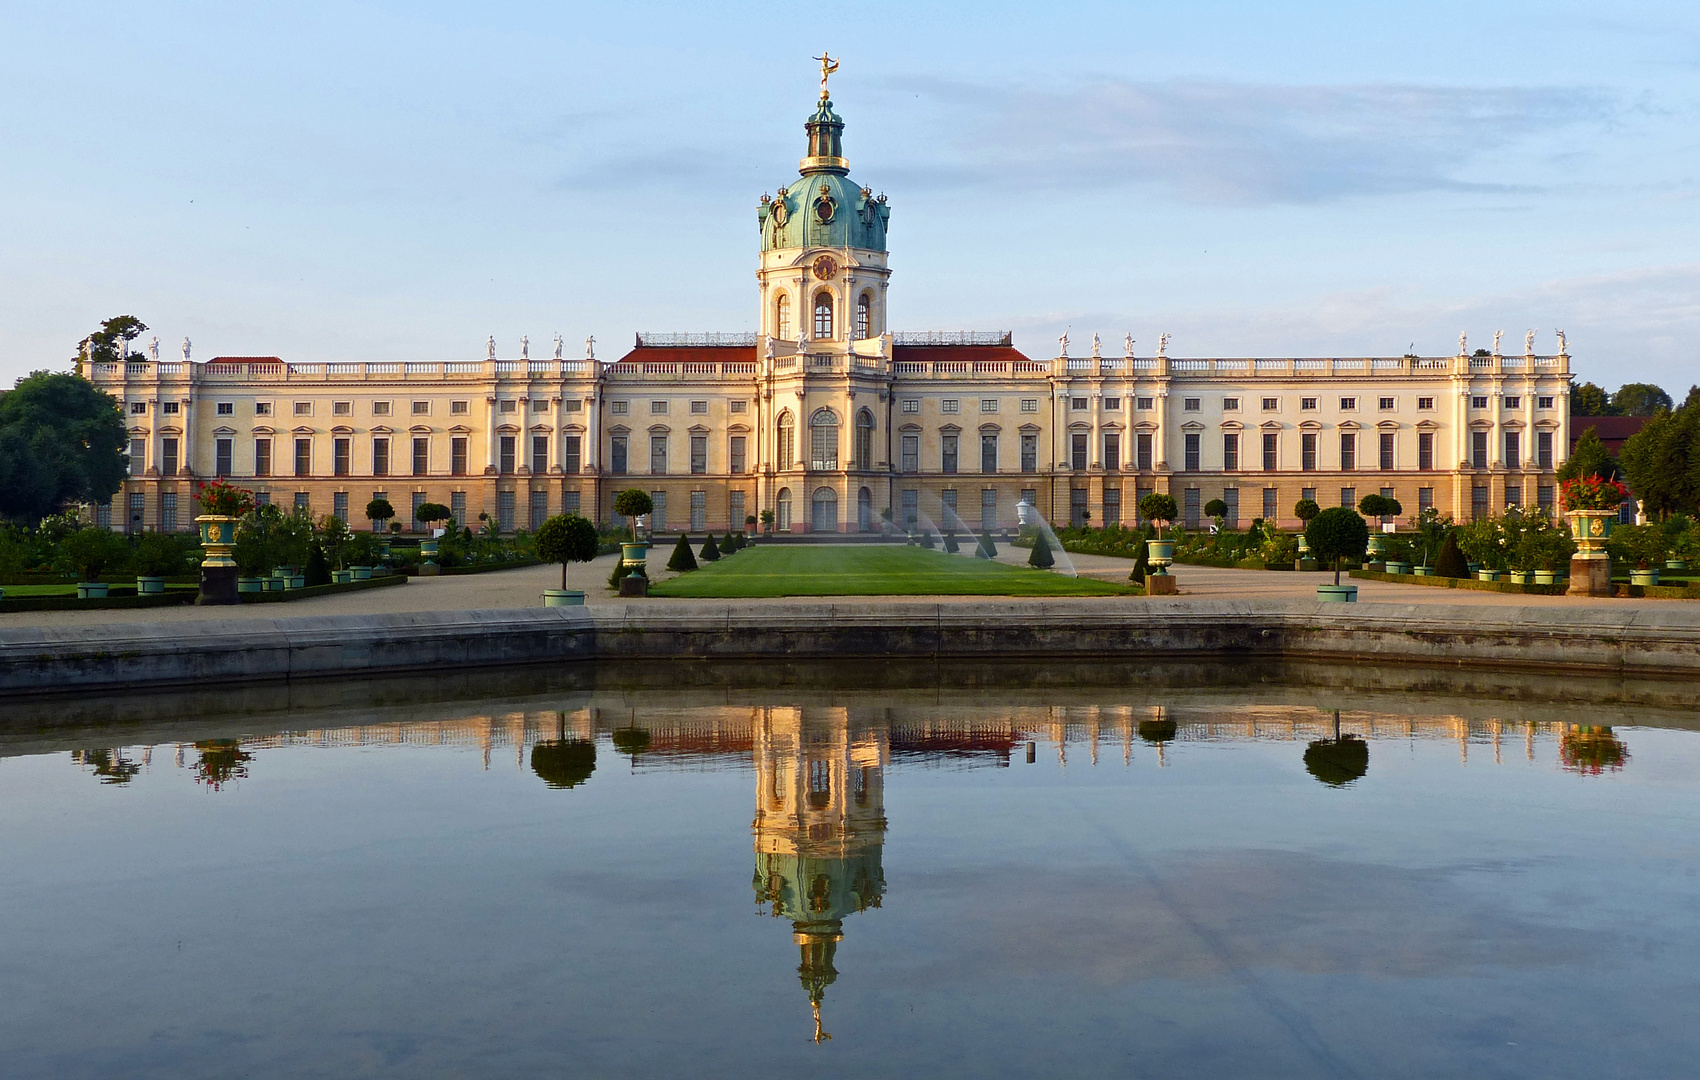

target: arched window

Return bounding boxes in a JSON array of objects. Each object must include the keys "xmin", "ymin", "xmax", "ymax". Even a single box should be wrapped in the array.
[
  {"xmin": 858, "ymin": 486, "xmax": 873, "ymax": 531},
  {"xmin": 856, "ymin": 293, "xmax": 871, "ymax": 339},
  {"xmin": 813, "ymin": 292, "xmax": 833, "ymax": 339},
  {"xmin": 776, "ymin": 487, "xmax": 793, "ymax": 531},
  {"xmin": 774, "ymin": 293, "xmax": 791, "ymax": 340},
  {"xmin": 777, "ymin": 410, "xmax": 795, "ymax": 469},
  {"xmin": 854, "ymin": 409, "xmax": 875, "ymax": 470},
  {"xmin": 812, "ymin": 487, "xmax": 838, "ymax": 533},
  {"xmin": 810, "ymin": 408, "xmax": 839, "ymax": 470}
]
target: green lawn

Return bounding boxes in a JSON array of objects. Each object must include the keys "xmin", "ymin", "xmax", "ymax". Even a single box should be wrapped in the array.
[{"xmin": 647, "ymin": 544, "xmax": 1134, "ymax": 598}]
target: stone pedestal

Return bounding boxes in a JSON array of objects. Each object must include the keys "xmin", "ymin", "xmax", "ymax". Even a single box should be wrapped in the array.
[
  {"xmin": 198, "ymin": 565, "xmax": 239, "ymax": 606},
  {"xmin": 1144, "ymin": 574, "xmax": 1178, "ymax": 596},
  {"xmin": 618, "ymin": 575, "xmax": 649, "ymax": 598},
  {"xmin": 1567, "ymin": 557, "xmax": 1612, "ymax": 597}
]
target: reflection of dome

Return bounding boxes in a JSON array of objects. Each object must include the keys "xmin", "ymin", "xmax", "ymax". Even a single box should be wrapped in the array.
[{"xmin": 758, "ymin": 98, "xmax": 889, "ymax": 254}]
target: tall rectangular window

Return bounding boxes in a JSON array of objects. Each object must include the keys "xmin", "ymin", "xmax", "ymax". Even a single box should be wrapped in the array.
[
  {"xmin": 1300, "ymin": 433, "xmax": 1318, "ymax": 471},
  {"xmin": 497, "ymin": 490, "xmax": 516, "ymax": 531},
  {"xmin": 729, "ymin": 435, "xmax": 746, "ymax": 474},
  {"xmin": 415, "ymin": 438, "xmax": 431, "ymax": 476},
  {"xmin": 254, "ymin": 439, "xmax": 272, "ymax": 478},
  {"xmin": 901, "ymin": 489, "xmax": 918, "ymax": 530},
  {"xmin": 1021, "ymin": 433, "xmax": 1037, "ymax": 473},
  {"xmin": 564, "ymin": 491, "xmax": 581, "ymax": 516},
  {"xmin": 1537, "ymin": 431, "xmax": 1553, "ymax": 469},
  {"xmin": 810, "ymin": 422, "xmax": 837, "ymax": 470},
  {"xmin": 980, "ymin": 434, "xmax": 998, "ymax": 474},
  {"xmin": 1379, "ymin": 432, "xmax": 1394, "ymax": 471},
  {"xmin": 530, "ymin": 490, "xmax": 549, "ymax": 530},
  {"xmin": 411, "ymin": 492, "xmax": 426, "ymax": 530},
  {"xmin": 333, "ymin": 438, "xmax": 351, "ymax": 477},
  {"xmin": 1472, "ymin": 486, "xmax": 1489, "ymax": 521},
  {"xmin": 729, "ymin": 491, "xmax": 745, "ymax": 529},
  {"xmin": 531, "ymin": 435, "xmax": 549, "ymax": 474},
  {"xmin": 162, "ymin": 438, "xmax": 180, "ymax": 476},
  {"xmin": 372, "ymin": 437, "xmax": 389, "ymax": 477},
  {"xmin": 1339, "ymin": 433, "xmax": 1355, "ymax": 471},
  {"xmin": 650, "ymin": 491, "xmax": 667, "ymax": 532},
  {"xmin": 1223, "ymin": 487, "xmax": 1239, "ymax": 529},
  {"xmin": 1136, "ymin": 433, "xmax": 1153, "ymax": 471},
  {"xmin": 980, "ymin": 488, "xmax": 997, "ymax": 531},
  {"xmin": 1471, "ymin": 431, "xmax": 1488, "ymax": 469},
  {"xmin": 691, "ymin": 435, "xmax": 707, "ymax": 475},
  {"xmin": 941, "ymin": 434, "xmax": 958, "ymax": 474},
  {"xmin": 1183, "ymin": 488, "xmax": 1201, "ymax": 529},
  {"xmin": 1538, "ymin": 484, "xmax": 1555, "ymax": 514},
  {"xmin": 1222, "ymin": 433, "xmax": 1239, "ymax": 472},
  {"xmin": 690, "ymin": 490, "xmax": 706, "ymax": 530},
  {"xmin": 1504, "ymin": 431, "xmax": 1521, "ymax": 470},
  {"xmin": 450, "ymin": 438, "xmax": 467, "ymax": 476},
  {"xmin": 565, "ymin": 435, "xmax": 582, "ymax": 474},
  {"xmin": 1340, "ymin": 486, "xmax": 1355, "ymax": 509},
  {"xmin": 370, "ymin": 491, "xmax": 387, "ymax": 531},
  {"xmin": 500, "ymin": 436, "xmax": 517, "ymax": 475},
  {"xmin": 1103, "ymin": 487, "xmax": 1121, "ymax": 525},
  {"xmin": 215, "ymin": 438, "xmax": 233, "ymax": 477},
  {"xmin": 128, "ymin": 491, "xmax": 145, "ymax": 530},
  {"xmin": 294, "ymin": 491, "xmax": 310, "ymax": 514},
  {"xmin": 161, "ymin": 493, "xmax": 178, "ymax": 531},
  {"xmin": 129, "ymin": 438, "xmax": 146, "ymax": 476},
  {"xmin": 1071, "ymin": 488, "xmax": 1089, "ymax": 527},
  {"xmin": 1263, "ymin": 487, "xmax": 1278, "ymax": 522},
  {"xmin": 1103, "ymin": 433, "xmax": 1119, "ymax": 471},
  {"xmin": 95, "ymin": 501, "xmax": 111, "ymax": 528},
  {"xmin": 1184, "ymin": 433, "xmax": 1200, "ymax": 472},
  {"xmin": 333, "ymin": 491, "xmax": 349, "ymax": 524},
  {"xmin": 1071, "ymin": 433, "xmax": 1089, "ymax": 471},
  {"xmin": 1262, "ymin": 432, "xmax": 1277, "ymax": 471},
  {"xmin": 901, "ymin": 434, "xmax": 918, "ymax": 473},
  {"xmin": 610, "ymin": 436, "xmax": 627, "ymax": 475},
  {"xmin": 649, "ymin": 435, "xmax": 666, "ymax": 475},
  {"xmin": 1418, "ymin": 487, "xmax": 1433, "ymax": 512},
  {"xmin": 1418, "ymin": 432, "xmax": 1434, "ymax": 471},
  {"xmin": 450, "ymin": 491, "xmax": 466, "ymax": 526},
  {"xmin": 293, "ymin": 438, "xmax": 310, "ymax": 477}
]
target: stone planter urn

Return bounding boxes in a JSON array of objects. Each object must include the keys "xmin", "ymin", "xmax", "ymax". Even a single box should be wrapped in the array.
[
  {"xmin": 543, "ymin": 589, "xmax": 585, "ymax": 607},
  {"xmin": 1317, "ymin": 583, "xmax": 1358, "ymax": 602},
  {"xmin": 136, "ymin": 575, "xmax": 166, "ymax": 594},
  {"xmin": 76, "ymin": 582, "xmax": 110, "ymax": 599},
  {"xmin": 195, "ymin": 514, "xmax": 241, "ymax": 605},
  {"xmin": 236, "ymin": 576, "xmax": 265, "ymax": 594},
  {"xmin": 1632, "ymin": 567, "xmax": 1661, "ymax": 587},
  {"xmin": 332, "ymin": 569, "xmax": 354, "ymax": 584},
  {"xmin": 1665, "ymin": 559, "xmax": 1687, "ymax": 572},
  {"xmin": 620, "ymin": 541, "xmax": 651, "ymax": 571},
  {"xmin": 1365, "ymin": 534, "xmax": 1386, "ymax": 558},
  {"xmin": 1566, "ymin": 509, "xmax": 1617, "ymax": 597},
  {"xmin": 419, "ymin": 538, "xmax": 440, "ymax": 576},
  {"xmin": 1146, "ymin": 538, "xmax": 1174, "ymax": 574},
  {"xmin": 264, "ymin": 576, "xmax": 285, "ymax": 592}
]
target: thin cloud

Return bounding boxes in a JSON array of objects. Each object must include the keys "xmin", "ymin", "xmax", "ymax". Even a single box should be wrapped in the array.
[{"xmin": 883, "ymin": 78, "xmax": 1619, "ymax": 204}]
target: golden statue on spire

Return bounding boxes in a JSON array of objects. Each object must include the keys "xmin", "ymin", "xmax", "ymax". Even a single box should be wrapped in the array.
[{"xmin": 813, "ymin": 52, "xmax": 839, "ymax": 100}]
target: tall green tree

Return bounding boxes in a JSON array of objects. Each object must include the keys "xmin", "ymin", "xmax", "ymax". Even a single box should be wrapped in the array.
[
  {"xmin": 0, "ymin": 371, "xmax": 128, "ymax": 522},
  {"xmin": 1569, "ymin": 382, "xmax": 1615, "ymax": 417},
  {"xmin": 1557, "ymin": 427, "xmax": 1618, "ymax": 484},
  {"xmin": 1611, "ymin": 382, "xmax": 1674, "ymax": 417},
  {"xmin": 77, "ymin": 316, "xmax": 149, "ymax": 373},
  {"xmin": 1620, "ymin": 389, "xmax": 1700, "ymax": 518}
]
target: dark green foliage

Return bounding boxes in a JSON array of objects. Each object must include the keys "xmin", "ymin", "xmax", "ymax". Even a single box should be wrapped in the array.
[
  {"xmin": 1028, "ymin": 531, "xmax": 1054, "ymax": 568},
  {"xmin": 1357, "ymin": 493, "xmax": 1390, "ymax": 518},
  {"xmin": 1294, "ymin": 498, "xmax": 1321, "ymax": 523},
  {"xmin": 131, "ymin": 532, "xmax": 188, "ymax": 577},
  {"xmin": 1557, "ymin": 428, "xmax": 1617, "ymax": 483},
  {"xmin": 976, "ymin": 531, "xmax": 997, "ymax": 559},
  {"xmin": 667, "ymin": 534, "xmax": 697, "ymax": 572},
  {"xmin": 1129, "ymin": 526, "xmax": 1152, "ymax": 583},
  {"xmin": 1138, "ymin": 492, "xmax": 1178, "ymax": 529},
  {"xmin": 0, "ymin": 371, "xmax": 128, "ymax": 522},
  {"xmin": 77, "ymin": 315, "xmax": 148, "ymax": 368},
  {"xmin": 305, "ymin": 543, "xmax": 332, "ymax": 586},
  {"xmin": 1571, "ymin": 381, "xmax": 1614, "ymax": 416},
  {"xmin": 1620, "ymin": 388, "xmax": 1700, "ymax": 519},
  {"xmin": 1305, "ymin": 507, "xmax": 1369, "ymax": 585},
  {"xmin": 1433, "ymin": 529, "xmax": 1469, "ymax": 578},
  {"xmin": 530, "ymin": 740, "xmax": 595, "ymax": 789},
  {"xmin": 614, "ymin": 489, "xmax": 653, "ymax": 537},
  {"xmin": 919, "ymin": 531, "xmax": 935, "ymax": 549},
  {"xmin": 414, "ymin": 501, "xmax": 451, "ymax": 525},
  {"xmin": 608, "ymin": 559, "xmax": 648, "ymax": 590},
  {"xmin": 611, "ymin": 728, "xmax": 651, "ymax": 757},
  {"xmin": 943, "ymin": 531, "xmax": 959, "ymax": 553},
  {"xmin": 1613, "ymin": 382, "xmax": 1673, "ymax": 417},
  {"xmin": 722, "ymin": 532, "xmax": 739, "ymax": 553},
  {"xmin": 1305, "ymin": 736, "xmax": 1369, "ymax": 786},
  {"xmin": 535, "ymin": 513, "xmax": 600, "ymax": 589},
  {"xmin": 700, "ymin": 534, "xmax": 720, "ymax": 562},
  {"xmin": 365, "ymin": 498, "xmax": 395, "ymax": 525},
  {"xmin": 1137, "ymin": 719, "xmax": 1177, "ymax": 744},
  {"xmin": 53, "ymin": 527, "xmax": 130, "ymax": 582},
  {"xmin": 1203, "ymin": 498, "xmax": 1228, "ymax": 519}
]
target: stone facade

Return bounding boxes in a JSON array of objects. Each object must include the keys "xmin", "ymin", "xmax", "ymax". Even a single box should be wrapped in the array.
[{"xmin": 85, "ymin": 84, "xmax": 1570, "ymax": 535}]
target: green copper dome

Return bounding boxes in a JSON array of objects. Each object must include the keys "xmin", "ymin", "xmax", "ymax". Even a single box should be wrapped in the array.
[{"xmin": 757, "ymin": 97, "xmax": 889, "ymax": 253}]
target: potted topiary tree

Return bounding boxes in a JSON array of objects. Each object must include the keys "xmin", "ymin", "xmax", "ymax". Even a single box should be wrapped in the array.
[
  {"xmin": 614, "ymin": 489, "xmax": 654, "ymax": 577},
  {"xmin": 1203, "ymin": 498, "xmax": 1228, "ymax": 533},
  {"xmin": 131, "ymin": 532, "xmax": 184, "ymax": 594},
  {"xmin": 1306, "ymin": 506, "xmax": 1369, "ymax": 602},
  {"xmin": 318, "ymin": 515, "xmax": 356, "ymax": 583},
  {"xmin": 745, "ymin": 514, "xmax": 758, "ymax": 540},
  {"xmin": 1409, "ymin": 506, "xmax": 1450, "ymax": 576},
  {"xmin": 1356, "ymin": 494, "xmax": 1392, "ymax": 567},
  {"xmin": 56, "ymin": 526, "xmax": 131, "ymax": 599},
  {"xmin": 1294, "ymin": 498, "xmax": 1321, "ymax": 569},
  {"xmin": 534, "ymin": 512, "xmax": 599, "ymax": 606},
  {"xmin": 366, "ymin": 498, "xmax": 395, "ymax": 555},
  {"xmin": 761, "ymin": 508, "xmax": 775, "ymax": 536},
  {"xmin": 699, "ymin": 534, "xmax": 720, "ymax": 563},
  {"xmin": 414, "ymin": 501, "xmax": 451, "ymax": 575},
  {"xmin": 1137, "ymin": 491, "xmax": 1178, "ymax": 574}
]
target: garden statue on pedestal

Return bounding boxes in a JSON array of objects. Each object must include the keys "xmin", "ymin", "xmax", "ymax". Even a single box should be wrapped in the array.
[
  {"xmin": 1306, "ymin": 506, "xmax": 1369, "ymax": 602},
  {"xmin": 534, "ymin": 512, "xmax": 599, "ymax": 606}
]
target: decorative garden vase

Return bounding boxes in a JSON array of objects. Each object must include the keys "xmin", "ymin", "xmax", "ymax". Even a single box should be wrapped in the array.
[
  {"xmin": 195, "ymin": 515, "xmax": 239, "ymax": 567},
  {"xmin": 1316, "ymin": 584, "xmax": 1357, "ymax": 603},
  {"xmin": 1146, "ymin": 538, "xmax": 1174, "ymax": 575},
  {"xmin": 1365, "ymin": 534, "xmax": 1386, "ymax": 557},
  {"xmin": 136, "ymin": 576, "xmax": 166, "ymax": 594},
  {"xmin": 77, "ymin": 582, "xmax": 110, "ymax": 599},
  {"xmin": 543, "ymin": 589, "xmax": 585, "ymax": 607},
  {"xmin": 1297, "ymin": 534, "xmax": 1310, "ymax": 555},
  {"xmin": 1666, "ymin": 559, "xmax": 1687, "ymax": 572},
  {"xmin": 264, "ymin": 576, "xmax": 284, "ymax": 592},
  {"xmin": 620, "ymin": 541, "xmax": 651, "ymax": 570},
  {"xmin": 1506, "ymin": 570, "xmax": 1529, "ymax": 584},
  {"xmin": 1566, "ymin": 510, "xmax": 1616, "ymax": 559},
  {"xmin": 1632, "ymin": 568, "xmax": 1660, "ymax": 587}
]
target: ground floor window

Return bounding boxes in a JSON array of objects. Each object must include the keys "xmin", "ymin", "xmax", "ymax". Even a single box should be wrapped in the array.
[
  {"xmin": 564, "ymin": 490, "xmax": 581, "ymax": 516},
  {"xmin": 811, "ymin": 487, "xmax": 836, "ymax": 532},
  {"xmin": 96, "ymin": 501, "xmax": 111, "ymax": 528},
  {"xmin": 1339, "ymin": 487, "xmax": 1355, "ymax": 510},
  {"xmin": 1103, "ymin": 488, "xmax": 1121, "ymax": 526},
  {"xmin": 450, "ymin": 491, "xmax": 466, "ymax": 526},
  {"xmin": 1263, "ymin": 487, "xmax": 1278, "ymax": 522},
  {"xmin": 413, "ymin": 492, "xmax": 427, "ymax": 529},
  {"xmin": 129, "ymin": 491, "xmax": 145, "ymax": 531},
  {"xmin": 1505, "ymin": 485, "xmax": 1522, "ymax": 509},
  {"xmin": 161, "ymin": 492, "xmax": 179, "ymax": 531},
  {"xmin": 1418, "ymin": 487, "xmax": 1434, "ymax": 512},
  {"xmin": 1183, "ymin": 488, "xmax": 1200, "ymax": 530},
  {"xmin": 981, "ymin": 488, "xmax": 997, "ymax": 532},
  {"xmin": 1071, "ymin": 487, "xmax": 1088, "ymax": 527},
  {"xmin": 1472, "ymin": 486, "xmax": 1489, "ymax": 522},
  {"xmin": 371, "ymin": 491, "xmax": 388, "ymax": 531},
  {"xmin": 295, "ymin": 491, "xmax": 311, "ymax": 514},
  {"xmin": 857, "ymin": 487, "xmax": 871, "ymax": 531},
  {"xmin": 333, "ymin": 491, "xmax": 349, "ymax": 524},
  {"xmin": 650, "ymin": 491, "xmax": 667, "ymax": 532},
  {"xmin": 497, "ymin": 490, "xmax": 516, "ymax": 531},
  {"xmin": 1222, "ymin": 487, "xmax": 1238, "ymax": 530},
  {"xmin": 901, "ymin": 489, "xmax": 918, "ymax": 531},
  {"xmin": 730, "ymin": 490, "xmax": 745, "ymax": 531},
  {"xmin": 531, "ymin": 490, "xmax": 549, "ymax": 530},
  {"xmin": 1537, "ymin": 484, "xmax": 1554, "ymax": 515},
  {"xmin": 775, "ymin": 488, "xmax": 792, "ymax": 531},
  {"xmin": 691, "ymin": 490, "xmax": 707, "ymax": 531}
]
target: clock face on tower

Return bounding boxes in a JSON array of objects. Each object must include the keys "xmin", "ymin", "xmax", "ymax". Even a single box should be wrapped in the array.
[{"xmin": 812, "ymin": 256, "xmax": 838, "ymax": 281}]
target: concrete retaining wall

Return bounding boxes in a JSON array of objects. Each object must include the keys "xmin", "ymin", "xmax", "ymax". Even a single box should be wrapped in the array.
[{"xmin": 3, "ymin": 600, "xmax": 1699, "ymax": 695}]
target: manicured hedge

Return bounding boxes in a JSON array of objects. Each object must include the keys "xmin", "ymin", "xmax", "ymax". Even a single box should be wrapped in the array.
[{"xmin": 1350, "ymin": 569, "xmax": 1567, "ymax": 596}]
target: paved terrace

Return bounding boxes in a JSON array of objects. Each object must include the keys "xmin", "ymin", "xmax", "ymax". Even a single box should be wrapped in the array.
[{"xmin": 1, "ymin": 545, "xmax": 1687, "ymax": 629}]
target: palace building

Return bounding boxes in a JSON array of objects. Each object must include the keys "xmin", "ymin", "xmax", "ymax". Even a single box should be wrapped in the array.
[{"xmin": 88, "ymin": 69, "xmax": 1573, "ymax": 536}]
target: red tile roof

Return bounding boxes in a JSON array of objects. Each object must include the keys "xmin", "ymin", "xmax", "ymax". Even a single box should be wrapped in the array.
[
  {"xmin": 892, "ymin": 344, "xmax": 1033, "ymax": 364},
  {"xmin": 207, "ymin": 356, "xmax": 284, "ymax": 364},
  {"xmin": 1571, "ymin": 416, "xmax": 1651, "ymax": 453},
  {"xmin": 609, "ymin": 345, "xmax": 757, "ymax": 365}
]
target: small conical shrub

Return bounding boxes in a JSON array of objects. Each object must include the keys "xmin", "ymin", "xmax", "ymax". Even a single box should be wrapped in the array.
[
  {"xmin": 305, "ymin": 543, "xmax": 332, "ymax": 586},
  {"xmin": 667, "ymin": 534, "xmax": 698, "ymax": 572},
  {"xmin": 700, "ymin": 534, "xmax": 720, "ymax": 562},
  {"xmin": 943, "ymin": 531, "xmax": 960, "ymax": 553},
  {"xmin": 1029, "ymin": 531, "xmax": 1055, "ymax": 569},
  {"xmin": 1434, "ymin": 529, "xmax": 1468, "ymax": 578},
  {"xmin": 722, "ymin": 531, "xmax": 739, "ymax": 553},
  {"xmin": 920, "ymin": 531, "xmax": 936, "ymax": 549},
  {"xmin": 976, "ymin": 532, "xmax": 997, "ymax": 559},
  {"xmin": 1130, "ymin": 528, "xmax": 1151, "ymax": 583}
]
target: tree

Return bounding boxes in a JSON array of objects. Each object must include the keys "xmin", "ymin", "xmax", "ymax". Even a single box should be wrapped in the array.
[
  {"xmin": 1129, "ymin": 526, "xmax": 1152, "ymax": 584},
  {"xmin": 77, "ymin": 315, "xmax": 148, "ymax": 371},
  {"xmin": 1612, "ymin": 382, "xmax": 1673, "ymax": 417},
  {"xmin": 1357, "ymin": 493, "xmax": 1401, "ymax": 520},
  {"xmin": 1558, "ymin": 427, "xmax": 1618, "ymax": 483},
  {"xmin": 1305, "ymin": 732, "xmax": 1369, "ymax": 787},
  {"xmin": 305, "ymin": 542, "xmax": 332, "ymax": 585},
  {"xmin": 1028, "ymin": 531, "xmax": 1055, "ymax": 568},
  {"xmin": 1203, "ymin": 498, "xmax": 1228, "ymax": 527},
  {"xmin": 1305, "ymin": 506, "xmax": 1369, "ymax": 586},
  {"xmin": 943, "ymin": 531, "xmax": 960, "ymax": 553},
  {"xmin": 614, "ymin": 489, "xmax": 653, "ymax": 539},
  {"xmin": 531, "ymin": 739, "xmax": 596, "ymax": 789},
  {"xmin": 1571, "ymin": 381, "xmax": 1615, "ymax": 416},
  {"xmin": 0, "ymin": 371, "xmax": 128, "ymax": 522},
  {"xmin": 415, "ymin": 502, "xmax": 451, "ymax": 530},
  {"xmin": 534, "ymin": 513, "xmax": 600, "ymax": 590},
  {"xmin": 1138, "ymin": 492, "xmax": 1178, "ymax": 537},
  {"xmin": 1620, "ymin": 392, "xmax": 1700, "ymax": 519},
  {"xmin": 1434, "ymin": 529, "xmax": 1469, "ymax": 578},
  {"xmin": 54, "ymin": 526, "xmax": 130, "ymax": 583},
  {"xmin": 365, "ymin": 498, "xmax": 395, "ymax": 531},
  {"xmin": 1293, "ymin": 498, "xmax": 1321, "ymax": 526},
  {"xmin": 667, "ymin": 533, "xmax": 697, "ymax": 572}
]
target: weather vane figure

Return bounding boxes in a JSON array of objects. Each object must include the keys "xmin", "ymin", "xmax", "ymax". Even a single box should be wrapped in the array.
[{"xmin": 813, "ymin": 52, "xmax": 839, "ymax": 99}]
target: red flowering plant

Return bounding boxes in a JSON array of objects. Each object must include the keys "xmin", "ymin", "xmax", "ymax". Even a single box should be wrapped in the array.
[
  {"xmin": 196, "ymin": 479, "xmax": 257, "ymax": 518},
  {"xmin": 1559, "ymin": 476, "xmax": 1629, "ymax": 512}
]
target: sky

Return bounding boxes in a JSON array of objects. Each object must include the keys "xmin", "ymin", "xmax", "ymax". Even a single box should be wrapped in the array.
[{"xmin": 2, "ymin": 0, "xmax": 1697, "ymax": 391}]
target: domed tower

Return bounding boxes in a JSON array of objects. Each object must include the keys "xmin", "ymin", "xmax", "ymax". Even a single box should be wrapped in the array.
[
  {"xmin": 750, "ymin": 705, "xmax": 887, "ymax": 1043},
  {"xmin": 756, "ymin": 58, "xmax": 891, "ymax": 353}
]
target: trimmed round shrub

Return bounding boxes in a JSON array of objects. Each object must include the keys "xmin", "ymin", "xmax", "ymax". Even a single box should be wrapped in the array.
[
  {"xmin": 1304, "ymin": 736, "xmax": 1369, "ymax": 786},
  {"xmin": 535, "ymin": 513, "xmax": 600, "ymax": 590},
  {"xmin": 1305, "ymin": 507, "xmax": 1370, "ymax": 584},
  {"xmin": 1138, "ymin": 492, "xmax": 1178, "ymax": 528},
  {"xmin": 1294, "ymin": 498, "xmax": 1321, "ymax": 524},
  {"xmin": 1204, "ymin": 498, "xmax": 1228, "ymax": 519}
]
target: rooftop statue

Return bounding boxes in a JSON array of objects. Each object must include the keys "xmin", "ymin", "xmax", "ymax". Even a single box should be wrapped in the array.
[
  {"xmin": 1091, "ymin": 333, "xmax": 1101, "ymax": 358},
  {"xmin": 812, "ymin": 51, "xmax": 839, "ymax": 100},
  {"xmin": 487, "ymin": 335, "xmax": 497, "ymax": 360},
  {"xmin": 147, "ymin": 337, "xmax": 159, "ymax": 361},
  {"xmin": 1124, "ymin": 332, "xmax": 1135, "ymax": 357},
  {"xmin": 1493, "ymin": 329, "xmax": 1503, "ymax": 355},
  {"xmin": 1555, "ymin": 329, "xmax": 1567, "ymax": 354},
  {"xmin": 1525, "ymin": 329, "xmax": 1536, "ymax": 356},
  {"xmin": 1158, "ymin": 332, "xmax": 1170, "ymax": 357},
  {"xmin": 520, "ymin": 335, "xmax": 529, "ymax": 360},
  {"xmin": 1058, "ymin": 329, "xmax": 1069, "ymax": 357},
  {"xmin": 585, "ymin": 334, "xmax": 596, "ymax": 360},
  {"xmin": 553, "ymin": 333, "xmax": 563, "ymax": 360},
  {"xmin": 181, "ymin": 337, "xmax": 191, "ymax": 362},
  {"xmin": 1458, "ymin": 331, "xmax": 1467, "ymax": 356}
]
